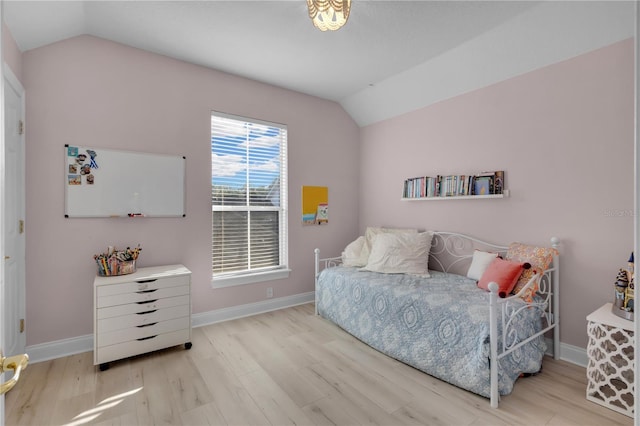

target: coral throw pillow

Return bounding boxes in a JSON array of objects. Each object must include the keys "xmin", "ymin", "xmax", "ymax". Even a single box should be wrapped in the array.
[{"xmin": 477, "ymin": 258, "xmax": 526, "ymax": 297}]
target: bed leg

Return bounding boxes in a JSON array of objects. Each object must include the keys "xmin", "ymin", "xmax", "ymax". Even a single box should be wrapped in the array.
[
  {"xmin": 551, "ymin": 237, "xmax": 560, "ymax": 360},
  {"xmin": 488, "ymin": 281, "xmax": 499, "ymax": 408},
  {"xmin": 314, "ymin": 248, "xmax": 320, "ymax": 315}
]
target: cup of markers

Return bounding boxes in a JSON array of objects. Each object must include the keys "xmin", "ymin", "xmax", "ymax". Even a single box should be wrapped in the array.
[{"xmin": 94, "ymin": 245, "xmax": 141, "ymax": 276}]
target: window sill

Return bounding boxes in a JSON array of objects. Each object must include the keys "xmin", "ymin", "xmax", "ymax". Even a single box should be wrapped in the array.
[{"xmin": 211, "ymin": 268, "xmax": 291, "ymax": 288}]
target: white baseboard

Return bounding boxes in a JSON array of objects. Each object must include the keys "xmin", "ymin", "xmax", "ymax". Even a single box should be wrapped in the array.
[
  {"xmin": 559, "ymin": 342, "xmax": 588, "ymax": 367},
  {"xmin": 25, "ymin": 291, "xmax": 316, "ymax": 364},
  {"xmin": 26, "ymin": 292, "xmax": 587, "ymax": 368},
  {"xmin": 26, "ymin": 333, "xmax": 94, "ymax": 364},
  {"xmin": 545, "ymin": 338, "xmax": 587, "ymax": 367},
  {"xmin": 191, "ymin": 291, "xmax": 315, "ymax": 328}
]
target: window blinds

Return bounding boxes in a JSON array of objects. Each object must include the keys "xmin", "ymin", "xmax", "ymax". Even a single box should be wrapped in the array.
[{"xmin": 211, "ymin": 112, "xmax": 288, "ymax": 277}]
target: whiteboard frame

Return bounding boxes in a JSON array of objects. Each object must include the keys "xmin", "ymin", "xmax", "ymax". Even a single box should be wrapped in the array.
[{"xmin": 64, "ymin": 145, "xmax": 186, "ymax": 218}]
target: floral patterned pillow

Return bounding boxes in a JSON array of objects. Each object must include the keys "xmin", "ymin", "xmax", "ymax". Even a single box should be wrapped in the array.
[{"xmin": 505, "ymin": 242, "xmax": 558, "ymax": 302}]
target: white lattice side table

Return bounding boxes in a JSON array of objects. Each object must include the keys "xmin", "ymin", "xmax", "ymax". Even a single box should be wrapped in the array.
[{"xmin": 586, "ymin": 303, "xmax": 634, "ymax": 417}]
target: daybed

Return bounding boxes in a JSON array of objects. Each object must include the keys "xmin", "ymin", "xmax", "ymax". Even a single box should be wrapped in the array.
[{"xmin": 314, "ymin": 230, "xmax": 559, "ymax": 408}]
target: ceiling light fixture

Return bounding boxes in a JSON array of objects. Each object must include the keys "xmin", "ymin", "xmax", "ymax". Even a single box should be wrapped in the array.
[{"xmin": 307, "ymin": 0, "xmax": 351, "ymax": 31}]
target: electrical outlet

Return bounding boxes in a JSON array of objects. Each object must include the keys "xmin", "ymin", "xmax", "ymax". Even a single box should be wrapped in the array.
[{"xmin": 267, "ymin": 287, "xmax": 273, "ymax": 298}]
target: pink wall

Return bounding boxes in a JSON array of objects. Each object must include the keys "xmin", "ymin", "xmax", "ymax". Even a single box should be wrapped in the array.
[
  {"xmin": 3, "ymin": 21, "xmax": 22, "ymax": 81},
  {"xmin": 14, "ymin": 31, "xmax": 636, "ymax": 351},
  {"xmin": 22, "ymin": 35, "xmax": 360, "ymax": 346},
  {"xmin": 359, "ymin": 38, "xmax": 635, "ymax": 349}
]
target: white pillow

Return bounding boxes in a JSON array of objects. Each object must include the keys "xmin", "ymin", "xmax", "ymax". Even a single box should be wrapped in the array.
[
  {"xmin": 341, "ymin": 236, "xmax": 366, "ymax": 267},
  {"xmin": 466, "ymin": 250, "xmax": 499, "ymax": 281},
  {"xmin": 362, "ymin": 231, "xmax": 434, "ymax": 276},
  {"xmin": 357, "ymin": 226, "xmax": 419, "ymax": 266}
]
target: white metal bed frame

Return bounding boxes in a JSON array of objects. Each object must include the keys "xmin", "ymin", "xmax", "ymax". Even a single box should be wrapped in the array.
[{"xmin": 314, "ymin": 231, "xmax": 560, "ymax": 408}]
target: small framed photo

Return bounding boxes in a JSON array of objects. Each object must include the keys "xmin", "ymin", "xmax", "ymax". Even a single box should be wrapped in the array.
[{"xmin": 474, "ymin": 177, "xmax": 492, "ymax": 195}]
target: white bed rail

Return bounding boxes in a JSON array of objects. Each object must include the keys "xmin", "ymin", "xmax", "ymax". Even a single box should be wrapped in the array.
[
  {"xmin": 314, "ymin": 248, "xmax": 342, "ymax": 315},
  {"xmin": 314, "ymin": 233, "xmax": 560, "ymax": 409},
  {"xmin": 489, "ymin": 236, "xmax": 560, "ymax": 407}
]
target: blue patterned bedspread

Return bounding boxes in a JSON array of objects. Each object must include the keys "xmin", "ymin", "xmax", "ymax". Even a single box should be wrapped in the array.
[{"xmin": 316, "ymin": 267, "xmax": 546, "ymax": 397}]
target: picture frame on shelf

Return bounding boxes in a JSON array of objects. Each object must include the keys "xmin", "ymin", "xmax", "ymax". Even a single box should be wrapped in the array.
[{"xmin": 473, "ymin": 176, "xmax": 492, "ymax": 196}]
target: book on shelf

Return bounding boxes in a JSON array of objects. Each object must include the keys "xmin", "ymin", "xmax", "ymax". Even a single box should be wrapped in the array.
[
  {"xmin": 402, "ymin": 170, "xmax": 505, "ymax": 198},
  {"xmin": 493, "ymin": 170, "xmax": 504, "ymax": 195}
]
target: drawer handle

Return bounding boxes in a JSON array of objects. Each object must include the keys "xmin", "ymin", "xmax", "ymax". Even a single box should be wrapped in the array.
[
  {"xmin": 136, "ymin": 289, "xmax": 158, "ymax": 294},
  {"xmin": 136, "ymin": 279, "xmax": 158, "ymax": 284},
  {"xmin": 136, "ymin": 310, "xmax": 157, "ymax": 315},
  {"xmin": 137, "ymin": 335, "xmax": 157, "ymax": 341},
  {"xmin": 137, "ymin": 322, "xmax": 158, "ymax": 328},
  {"xmin": 136, "ymin": 299, "xmax": 157, "ymax": 305}
]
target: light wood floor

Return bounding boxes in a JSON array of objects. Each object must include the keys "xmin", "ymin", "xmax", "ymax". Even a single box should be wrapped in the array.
[{"xmin": 5, "ymin": 303, "xmax": 632, "ymax": 426}]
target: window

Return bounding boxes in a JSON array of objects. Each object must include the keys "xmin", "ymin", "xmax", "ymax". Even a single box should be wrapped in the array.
[{"xmin": 211, "ymin": 112, "xmax": 288, "ymax": 287}]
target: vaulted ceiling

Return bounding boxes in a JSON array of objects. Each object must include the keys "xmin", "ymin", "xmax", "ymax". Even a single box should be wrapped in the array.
[{"xmin": 4, "ymin": 1, "xmax": 635, "ymax": 126}]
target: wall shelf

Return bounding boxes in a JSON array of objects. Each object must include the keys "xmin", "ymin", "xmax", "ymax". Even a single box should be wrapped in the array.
[
  {"xmin": 401, "ymin": 192, "xmax": 508, "ymax": 201},
  {"xmin": 403, "ymin": 170, "xmax": 506, "ymax": 200}
]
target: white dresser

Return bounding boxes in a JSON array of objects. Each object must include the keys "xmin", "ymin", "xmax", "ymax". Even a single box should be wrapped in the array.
[{"xmin": 94, "ymin": 264, "xmax": 192, "ymax": 370}]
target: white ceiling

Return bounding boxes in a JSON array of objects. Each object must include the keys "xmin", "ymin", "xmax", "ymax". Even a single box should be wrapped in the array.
[{"xmin": 3, "ymin": 1, "xmax": 636, "ymax": 126}]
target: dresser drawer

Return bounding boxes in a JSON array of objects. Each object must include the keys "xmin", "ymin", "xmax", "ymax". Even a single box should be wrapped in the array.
[
  {"xmin": 97, "ymin": 304, "xmax": 190, "ymax": 333},
  {"xmin": 95, "ymin": 329, "xmax": 191, "ymax": 365},
  {"xmin": 94, "ymin": 264, "xmax": 192, "ymax": 368},
  {"xmin": 97, "ymin": 285, "xmax": 189, "ymax": 308},
  {"xmin": 97, "ymin": 316, "xmax": 190, "ymax": 347},
  {"xmin": 96, "ymin": 275, "xmax": 189, "ymax": 297},
  {"xmin": 97, "ymin": 294, "xmax": 190, "ymax": 320}
]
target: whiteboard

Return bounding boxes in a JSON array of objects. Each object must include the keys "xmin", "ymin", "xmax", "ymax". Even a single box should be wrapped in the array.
[{"xmin": 64, "ymin": 145, "xmax": 186, "ymax": 218}]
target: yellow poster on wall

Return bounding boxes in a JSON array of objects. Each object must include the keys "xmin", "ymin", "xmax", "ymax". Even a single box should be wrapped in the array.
[{"xmin": 302, "ymin": 186, "xmax": 328, "ymax": 226}]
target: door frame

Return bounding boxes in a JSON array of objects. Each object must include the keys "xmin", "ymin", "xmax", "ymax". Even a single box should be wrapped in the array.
[
  {"xmin": 0, "ymin": 6, "xmax": 6, "ymax": 423},
  {"xmin": 1, "ymin": 62, "xmax": 25, "ymax": 425},
  {"xmin": 3, "ymin": 64, "xmax": 26, "ymax": 361}
]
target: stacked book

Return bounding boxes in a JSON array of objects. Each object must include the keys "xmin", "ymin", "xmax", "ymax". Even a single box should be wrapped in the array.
[{"xmin": 403, "ymin": 171, "xmax": 504, "ymax": 199}]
